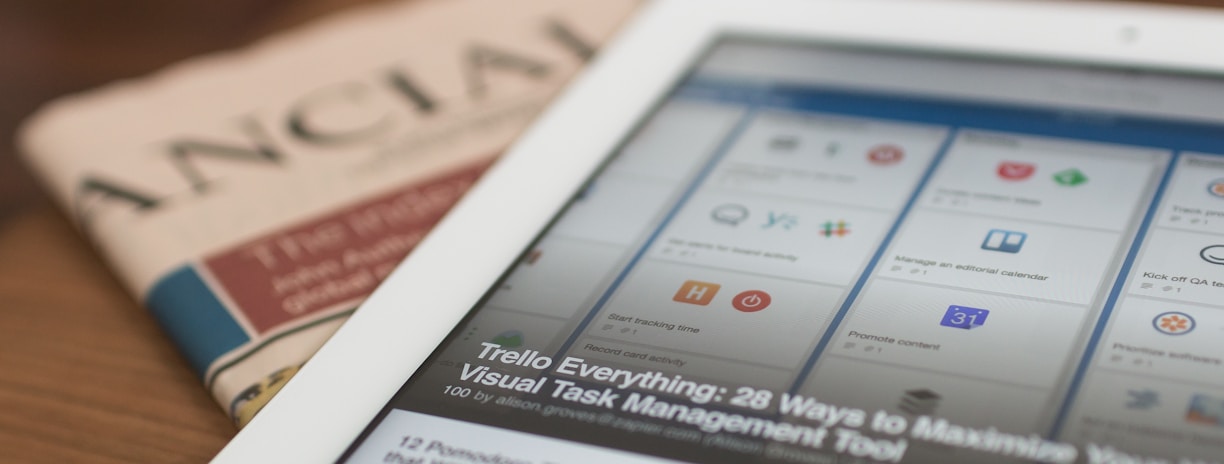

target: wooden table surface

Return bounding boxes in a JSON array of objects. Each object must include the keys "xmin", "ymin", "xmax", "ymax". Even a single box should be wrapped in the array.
[
  {"xmin": 0, "ymin": 1, "xmax": 385, "ymax": 462},
  {"xmin": 1, "ymin": 0, "xmax": 1222, "ymax": 463}
]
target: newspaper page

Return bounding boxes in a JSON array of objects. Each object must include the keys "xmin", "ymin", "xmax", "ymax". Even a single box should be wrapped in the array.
[{"xmin": 18, "ymin": 0, "xmax": 640, "ymax": 427}]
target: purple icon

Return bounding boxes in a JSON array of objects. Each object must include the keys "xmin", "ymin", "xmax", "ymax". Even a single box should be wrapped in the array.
[{"xmin": 941, "ymin": 305, "xmax": 990, "ymax": 330}]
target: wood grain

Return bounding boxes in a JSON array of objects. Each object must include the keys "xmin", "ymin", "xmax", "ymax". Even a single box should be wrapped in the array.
[
  {"xmin": 0, "ymin": 2, "xmax": 387, "ymax": 462},
  {"xmin": 0, "ymin": 206, "xmax": 234, "ymax": 463}
]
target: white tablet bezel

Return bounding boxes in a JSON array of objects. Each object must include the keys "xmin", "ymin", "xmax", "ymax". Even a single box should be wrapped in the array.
[{"xmin": 213, "ymin": 0, "xmax": 1224, "ymax": 461}]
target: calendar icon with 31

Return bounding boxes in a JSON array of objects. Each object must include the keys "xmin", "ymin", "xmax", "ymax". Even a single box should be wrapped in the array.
[{"xmin": 940, "ymin": 305, "xmax": 990, "ymax": 329}]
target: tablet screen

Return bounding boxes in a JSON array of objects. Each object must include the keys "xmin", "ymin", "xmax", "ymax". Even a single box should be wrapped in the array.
[{"xmin": 340, "ymin": 37, "xmax": 1224, "ymax": 463}]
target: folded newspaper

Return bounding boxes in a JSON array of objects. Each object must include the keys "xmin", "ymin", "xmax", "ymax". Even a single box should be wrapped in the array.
[{"xmin": 18, "ymin": 0, "xmax": 639, "ymax": 427}]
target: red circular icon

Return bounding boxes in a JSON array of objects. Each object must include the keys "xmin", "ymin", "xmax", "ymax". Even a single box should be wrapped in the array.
[
  {"xmin": 867, "ymin": 144, "xmax": 904, "ymax": 165},
  {"xmin": 1210, "ymin": 179, "xmax": 1224, "ymax": 198},
  {"xmin": 732, "ymin": 290, "xmax": 772, "ymax": 313}
]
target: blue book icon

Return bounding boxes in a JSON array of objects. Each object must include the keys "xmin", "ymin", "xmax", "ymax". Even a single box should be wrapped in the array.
[
  {"xmin": 941, "ymin": 305, "xmax": 989, "ymax": 329},
  {"xmin": 981, "ymin": 229, "xmax": 1026, "ymax": 253}
]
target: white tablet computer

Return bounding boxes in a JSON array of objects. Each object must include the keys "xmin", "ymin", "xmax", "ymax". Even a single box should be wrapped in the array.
[{"xmin": 214, "ymin": 0, "xmax": 1224, "ymax": 462}]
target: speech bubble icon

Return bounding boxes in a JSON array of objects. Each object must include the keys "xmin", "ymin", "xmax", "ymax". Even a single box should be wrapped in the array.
[
  {"xmin": 1201, "ymin": 245, "xmax": 1224, "ymax": 265},
  {"xmin": 711, "ymin": 204, "xmax": 749, "ymax": 226}
]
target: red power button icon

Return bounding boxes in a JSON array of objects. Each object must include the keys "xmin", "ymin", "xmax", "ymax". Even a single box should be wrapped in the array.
[{"xmin": 732, "ymin": 290, "xmax": 772, "ymax": 313}]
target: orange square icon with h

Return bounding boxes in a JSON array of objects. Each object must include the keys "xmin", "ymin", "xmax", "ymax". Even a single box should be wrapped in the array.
[{"xmin": 673, "ymin": 280, "xmax": 720, "ymax": 306}]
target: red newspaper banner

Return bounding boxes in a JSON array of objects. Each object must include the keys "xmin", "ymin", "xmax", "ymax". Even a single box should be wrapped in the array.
[{"xmin": 205, "ymin": 161, "xmax": 489, "ymax": 333}]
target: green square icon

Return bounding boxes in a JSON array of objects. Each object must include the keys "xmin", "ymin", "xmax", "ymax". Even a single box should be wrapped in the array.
[{"xmin": 1053, "ymin": 168, "xmax": 1088, "ymax": 186}]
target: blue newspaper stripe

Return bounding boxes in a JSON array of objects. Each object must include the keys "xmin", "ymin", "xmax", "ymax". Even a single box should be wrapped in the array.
[{"xmin": 146, "ymin": 265, "xmax": 250, "ymax": 378}]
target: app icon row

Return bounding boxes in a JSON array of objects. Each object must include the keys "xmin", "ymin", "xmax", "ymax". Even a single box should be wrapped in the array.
[{"xmin": 672, "ymin": 280, "xmax": 772, "ymax": 313}]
